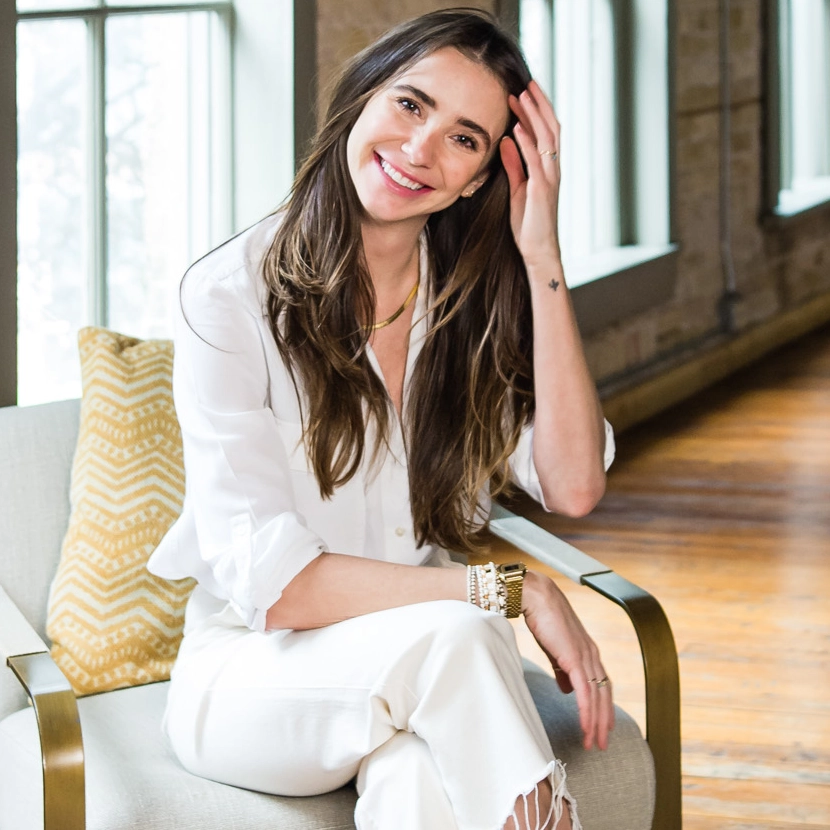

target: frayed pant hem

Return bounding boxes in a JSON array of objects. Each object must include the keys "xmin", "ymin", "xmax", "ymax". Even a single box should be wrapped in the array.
[{"xmin": 504, "ymin": 759, "xmax": 581, "ymax": 830}]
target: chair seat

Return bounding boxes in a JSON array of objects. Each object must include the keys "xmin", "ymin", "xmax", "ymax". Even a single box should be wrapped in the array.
[
  {"xmin": 0, "ymin": 663, "xmax": 654, "ymax": 830},
  {"xmin": 0, "ymin": 682, "xmax": 358, "ymax": 830}
]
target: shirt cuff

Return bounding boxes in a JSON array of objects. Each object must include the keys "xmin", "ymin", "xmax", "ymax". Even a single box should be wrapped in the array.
[{"xmin": 211, "ymin": 511, "xmax": 328, "ymax": 633}]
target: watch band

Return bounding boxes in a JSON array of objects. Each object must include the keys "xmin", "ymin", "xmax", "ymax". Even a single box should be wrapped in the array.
[{"xmin": 496, "ymin": 562, "xmax": 527, "ymax": 618}]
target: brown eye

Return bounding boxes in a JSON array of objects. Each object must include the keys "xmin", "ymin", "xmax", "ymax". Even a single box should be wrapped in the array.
[
  {"xmin": 454, "ymin": 134, "xmax": 479, "ymax": 152},
  {"xmin": 397, "ymin": 98, "xmax": 420, "ymax": 115}
]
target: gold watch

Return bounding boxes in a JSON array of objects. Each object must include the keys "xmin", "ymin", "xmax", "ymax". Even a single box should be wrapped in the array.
[{"xmin": 496, "ymin": 562, "xmax": 527, "ymax": 618}]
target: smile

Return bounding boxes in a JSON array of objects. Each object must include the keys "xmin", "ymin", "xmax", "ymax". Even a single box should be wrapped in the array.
[{"xmin": 377, "ymin": 156, "xmax": 427, "ymax": 191}]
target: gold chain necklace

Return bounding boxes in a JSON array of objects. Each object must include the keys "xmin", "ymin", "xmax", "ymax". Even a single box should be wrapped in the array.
[{"xmin": 363, "ymin": 281, "xmax": 419, "ymax": 331}]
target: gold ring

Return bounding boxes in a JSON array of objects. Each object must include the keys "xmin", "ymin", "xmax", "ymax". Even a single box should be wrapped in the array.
[
  {"xmin": 539, "ymin": 149, "xmax": 558, "ymax": 160},
  {"xmin": 596, "ymin": 677, "xmax": 610, "ymax": 688}
]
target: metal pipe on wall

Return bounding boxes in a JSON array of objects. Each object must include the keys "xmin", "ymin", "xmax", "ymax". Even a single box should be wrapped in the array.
[{"xmin": 719, "ymin": 0, "xmax": 741, "ymax": 333}]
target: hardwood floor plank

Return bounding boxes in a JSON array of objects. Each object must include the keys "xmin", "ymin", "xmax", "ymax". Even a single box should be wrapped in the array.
[
  {"xmin": 683, "ymin": 818, "xmax": 830, "ymax": 830},
  {"xmin": 682, "ymin": 776, "xmax": 830, "ymax": 824},
  {"xmin": 682, "ymin": 741, "xmax": 830, "ymax": 785}
]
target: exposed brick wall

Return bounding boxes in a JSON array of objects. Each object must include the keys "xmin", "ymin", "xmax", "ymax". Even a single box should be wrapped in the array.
[
  {"xmin": 316, "ymin": 0, "xmax": 495, "ymax": 102},
  {"xmin": 314, "ymin": 0, "xmax": 830, "ymax": 386}
]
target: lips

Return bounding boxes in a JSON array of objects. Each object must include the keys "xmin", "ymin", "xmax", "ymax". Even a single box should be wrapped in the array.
[{"xmin": 375, "ymin": 154, "xmax": 432, "ymax": 192}]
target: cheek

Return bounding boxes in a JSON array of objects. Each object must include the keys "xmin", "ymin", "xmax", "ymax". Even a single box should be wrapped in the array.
[{"xmin": 345, "ymin": 121, "xmax": 368, "ymax": 184}]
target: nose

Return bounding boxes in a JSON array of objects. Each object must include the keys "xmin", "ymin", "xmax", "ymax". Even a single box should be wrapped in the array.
[{"xmin": 401, "ymin": 125, "xmax": 438, "ymax": 167}]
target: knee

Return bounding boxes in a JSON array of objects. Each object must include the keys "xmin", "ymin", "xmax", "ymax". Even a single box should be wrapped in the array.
[{"xmin": 418, "ymin": 601, "xmax": 519, "ymax": 668}]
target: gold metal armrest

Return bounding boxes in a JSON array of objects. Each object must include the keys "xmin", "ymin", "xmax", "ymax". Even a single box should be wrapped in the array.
[
  {"xmin": 489, "ymin": 503, "xmax": 682, "ymax": 830},
  {"xmin": 0, "ymin": 587, "xmax": 85, "ymax": 830}
]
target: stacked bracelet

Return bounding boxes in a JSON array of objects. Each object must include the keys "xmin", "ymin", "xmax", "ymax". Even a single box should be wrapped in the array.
[{"xmin": 466, "ymin": 561, "xmax": 526, "ymax": 618}]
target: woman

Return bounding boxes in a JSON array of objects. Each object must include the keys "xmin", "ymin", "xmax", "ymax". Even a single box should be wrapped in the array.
[{"xmin": 149, "ymin": 8, "xmax": 615, "ymax": 829}]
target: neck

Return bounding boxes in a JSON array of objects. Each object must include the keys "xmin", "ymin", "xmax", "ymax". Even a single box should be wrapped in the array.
[{"xmin": 361, "ymin": 220, "xmax": 424, "ymax": 294}]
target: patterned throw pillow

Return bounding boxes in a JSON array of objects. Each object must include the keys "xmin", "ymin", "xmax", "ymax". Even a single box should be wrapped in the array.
[{"xmin": 47, "ymin": 327, "xmax": 195, "ymax": 696}]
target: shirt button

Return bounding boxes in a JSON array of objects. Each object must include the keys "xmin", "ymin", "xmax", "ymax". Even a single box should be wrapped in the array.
[{"xmin": 395, "ymin": 527, "xmax": 405, "ymax": 537}]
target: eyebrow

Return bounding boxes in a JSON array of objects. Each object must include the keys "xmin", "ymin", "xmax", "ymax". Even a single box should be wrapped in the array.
[{"xmin": 392, "ymin": 84, "xmax": 493, "ymax": 152}]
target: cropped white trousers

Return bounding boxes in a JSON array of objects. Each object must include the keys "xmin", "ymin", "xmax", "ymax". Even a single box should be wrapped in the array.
[{"xmin": 163, "ymin": 592, "xmax": 580, "ymax": 830}]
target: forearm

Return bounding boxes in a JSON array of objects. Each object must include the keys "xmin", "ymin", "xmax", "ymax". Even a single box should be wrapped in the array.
[
  {"xmin": 265, "ymin": 552, "xmax": 467, "ymax": 631},
  {"xmin": 526, "ymin": 259, "xmax": 607, "ymax": 516}
]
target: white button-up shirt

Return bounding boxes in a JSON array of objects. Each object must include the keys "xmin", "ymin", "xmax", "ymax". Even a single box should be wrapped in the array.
[{"xmin": 148, "ymin": 214, "xmax": 615, "ymax": 632}]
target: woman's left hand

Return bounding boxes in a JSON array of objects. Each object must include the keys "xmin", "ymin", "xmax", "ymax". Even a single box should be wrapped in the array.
[
  {"xmin": 521, "ymin": 570, "xmax": 615, "ymax": 751},
  {"xmin": 500, "ymin": 80, "xmax": 562, "ymax": 270}
]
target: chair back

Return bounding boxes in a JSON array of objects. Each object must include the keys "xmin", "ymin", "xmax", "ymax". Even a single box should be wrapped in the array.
[{"xmin": 0, "ymin": 399, "xmax": 80, "ymax": 718}]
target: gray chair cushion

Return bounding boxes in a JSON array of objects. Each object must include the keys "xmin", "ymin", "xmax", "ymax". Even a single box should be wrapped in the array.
[{"xmin": 0, "ymin": 665, "xmax": 654, "ymax": 830}]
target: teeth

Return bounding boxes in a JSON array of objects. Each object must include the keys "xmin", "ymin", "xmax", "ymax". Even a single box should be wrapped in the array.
[{"xmin": 380, "ymin": 158, "xmax": 425, "ymax": 190}]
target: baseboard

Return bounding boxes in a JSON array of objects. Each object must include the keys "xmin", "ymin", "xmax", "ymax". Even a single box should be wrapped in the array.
[{"xmin": 601, "ymin": 292, "xmax": 830, "ymax": 433}]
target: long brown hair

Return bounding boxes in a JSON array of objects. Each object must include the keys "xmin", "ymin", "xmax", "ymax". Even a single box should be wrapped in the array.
[{"xmin": 264, "ymin": 8, "xmax": 535, "ymax": 553}]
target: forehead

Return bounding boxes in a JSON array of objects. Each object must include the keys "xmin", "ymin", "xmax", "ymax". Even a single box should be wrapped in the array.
[{"xmin": 386, "ymin": 47, "xmax": 509, "ymax": 137}]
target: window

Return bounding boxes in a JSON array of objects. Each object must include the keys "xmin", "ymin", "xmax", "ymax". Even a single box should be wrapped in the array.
[
  {"xmin": 770, "ymin": 0, "xmax": 830, "ymax": 216},
  {"xmin": 16, "ymin": 1, "xmax": 232, "ymax": 405},
  {"xmin": 516, "ymin": 0, "xmax": 673, "ymax": 289},
  {"xmin": 10, "ymin": 0, "xmax": 308, "ymax": 406}
]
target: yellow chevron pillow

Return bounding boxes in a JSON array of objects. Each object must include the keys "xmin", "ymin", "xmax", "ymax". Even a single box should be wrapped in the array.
[{"xmin": 47, "ymin": 327, "xmax": 195, "ymax": 696}]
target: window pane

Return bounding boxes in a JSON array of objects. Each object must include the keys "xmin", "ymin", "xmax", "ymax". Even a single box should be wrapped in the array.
[
  {"xmin": 17, "ymin": 0, "xmax": 98, "ymax": 11},
  {"xmin": 17, "ymin": 19, "xmax": 88, "ymax": 406},
  {"xmin": 787, "ymin": 0, "xmax": 830, "ymax": 186},
  {"xmin": 106, "ymin": 12, "xmax": 215, "ymax": 339},
  {"xmin": 108, "ymin": 0, "xmax": 220, "ymax": 5}
]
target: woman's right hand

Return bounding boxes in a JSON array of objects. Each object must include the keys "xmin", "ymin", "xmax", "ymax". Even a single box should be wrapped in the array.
[{"xmin": 521, "ymin": 570, "xmax": 615, "ymax": 750}]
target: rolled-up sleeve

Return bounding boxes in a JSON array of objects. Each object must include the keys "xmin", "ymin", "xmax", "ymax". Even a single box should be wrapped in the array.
[
  {"xmin": 509, "ymin": 418, "xmax": 616, "ymax": 510},
  {"xmin": 167, "ymin": 264, "xmax": 326, "ymax": 631}
]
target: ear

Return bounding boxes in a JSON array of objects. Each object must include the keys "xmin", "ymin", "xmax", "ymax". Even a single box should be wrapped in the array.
[{"xmin": 462, "ymin": 172, "xmax": 489, "ymax": 198}]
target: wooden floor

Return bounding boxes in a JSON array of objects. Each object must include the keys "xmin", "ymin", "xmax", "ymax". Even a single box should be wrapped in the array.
[{"xmin": 479, "ymin": 323, "xmax": 830, "ymax": 828}]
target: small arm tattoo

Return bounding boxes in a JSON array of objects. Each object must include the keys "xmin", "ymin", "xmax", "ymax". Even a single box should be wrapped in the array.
[{"xmin": 548, "ymin": 278, "xmax": 560, "ymax": 291}]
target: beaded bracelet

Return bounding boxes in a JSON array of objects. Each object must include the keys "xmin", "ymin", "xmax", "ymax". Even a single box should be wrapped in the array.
[{"xmin": 466, "ymin": 564, "xmax": 476, "ymax": 605}]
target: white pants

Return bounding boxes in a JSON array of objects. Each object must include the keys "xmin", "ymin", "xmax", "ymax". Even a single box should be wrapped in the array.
[{"xmin": 164, "ymin": 590, "xmax": 580, "ymax": 830}]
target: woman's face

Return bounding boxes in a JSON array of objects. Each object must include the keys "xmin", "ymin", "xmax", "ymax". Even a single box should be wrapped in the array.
[{"xmin": 346, "ymin": 47, "xmax": 510, "ymax": 232}]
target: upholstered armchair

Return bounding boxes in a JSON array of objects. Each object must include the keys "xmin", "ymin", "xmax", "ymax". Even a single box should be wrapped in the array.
[{"xmin": 0, "ymin": 392, "xmax": 680, "ymax": 829}]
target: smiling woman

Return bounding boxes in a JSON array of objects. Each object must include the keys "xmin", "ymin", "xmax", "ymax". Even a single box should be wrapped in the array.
[{"xmin": 147, "ymin": 9, "xmax": 621, "ymax": 830}]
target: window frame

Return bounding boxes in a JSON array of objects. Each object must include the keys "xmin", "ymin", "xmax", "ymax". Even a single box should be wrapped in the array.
[
  {"xmin": 2, "ymin": 0, "xmax": 315, "ymax": 407},
  {"xmin": 1, "ymin": 2, "xmax": 17, "ymax": 407},
  {"xmin": 499, "ymin": 0, "xmax": 678, "ymax": 336},
  {"xmin": 764, "ymin": 0, "xmax": 830, "ymax": 220}
]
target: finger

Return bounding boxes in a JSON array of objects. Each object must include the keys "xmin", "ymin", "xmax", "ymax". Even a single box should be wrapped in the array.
[
  {"xmin": 508, "ymin": 93, "xmax": 537, "ymax": 146},
  {"xmin": 573, "ymin": 673, "xmax": 597, "ymax": 750},
  {"xmin": 512, "ymin": 122, "xmax": 545, "ymax": 179},
  {"xmin": 582, "ymin": 667, "xmax": 612, "ymax": 751},
  {"xmin": 585, "ymin": 670, "xmax": 613, "ymax": 750},
  {"xmin": 517, "ymin": 88, "xmax": 557, "ymax": 157},
  {"xmin": 499, "ymin": 136, "xmax": 526, "ymax": 195},
  {"xmin": 525, "ymin": 81, "xmax": 561, "ymax": 147},
  {"xmin": 596, "ymin": 676, "xmax": 615, "ymax": 751},
  {"xmin": 527, "ymin": 80, "xmax": 561, "ymax": 133}
]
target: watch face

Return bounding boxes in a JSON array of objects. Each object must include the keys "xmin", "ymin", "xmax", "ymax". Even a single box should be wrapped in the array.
[{"xmin": 499, "ymin": 563, "xmax": 526, "ymax": 578}]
